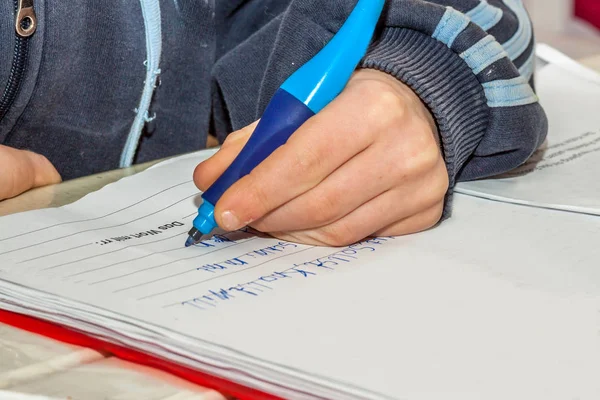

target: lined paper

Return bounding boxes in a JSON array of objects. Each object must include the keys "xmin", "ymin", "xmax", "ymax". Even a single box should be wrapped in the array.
[
  {"xmin": 0, "ymin": 148, "xmax": 599, "ymax": 399},
  {"xmin": 1, "ymin": 57, "xmax": 600, "ymax": 399},
  {"xmin": 457, "ymin": 56, "xmax": 600, "ymax": 215}
]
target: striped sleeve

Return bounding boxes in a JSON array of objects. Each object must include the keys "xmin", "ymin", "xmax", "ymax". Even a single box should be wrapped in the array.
[{"xmin": 360, "ymin": 0, "xmax": 548, "ymax": 218}]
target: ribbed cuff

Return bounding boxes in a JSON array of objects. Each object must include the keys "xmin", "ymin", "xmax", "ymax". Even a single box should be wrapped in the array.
[{"xmin": 361, "ymin": 28, "xmax": 490, "ymax": 219}]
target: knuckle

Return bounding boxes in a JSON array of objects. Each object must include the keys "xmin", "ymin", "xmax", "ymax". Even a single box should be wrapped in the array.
[
  {"xmin": 419, "ymin": 142, "xmax": 444, "ymax": 171},
  {"xmin": 421, "ymin": 202, "xmax": 445, "ymax": 230},
  {"xmin": 248, "ymin": 215, "xmax": 270, "ymax": 233},
  {"xmin": 290, "ymin": 142, "xmax": 323, "ymax": 175},
  {"xmin": 354, "ymin": 81, "xmax": 407, "ymax": 130},
  {"xmin": 377, "ymin": 87, "xmax": 406, "ymax": 113},
  {"xmin": 435, "ymin": 166, "xmax": 450, "ymax": 195},
  {"xmin": 426, "ymin": 159, "xmax": 450, "ymax": 201},
  {"xmin": 8, "ymin": 151, "xmax": 33, "ymax": 196},
  {"xmin": 310, "ymin": 190, "xmax": 339, "ymax": 226},
  {"xmin": 243, "ymin": 174, "xmax": 272, "ymax": 216},
  {"xmin": 410, "ymin": 120, "xmax": 436, "ymax": 148},
  {"xmin": 221, "ymin": 134, "xmax": 236, "ymax": 149},
  {"xmin": 193, "ymin": 162, "xmax": 209, "ymax": 190},
  {"xmin": 223, "ymin": 124, "xmax": 253, "ymax": 147},
  {"xmin": 393, "ymin": 155, "xmax": 423, "ymax": 180},
  {"xmin": 413, "ymin": 165, "xmax": 450, "ymax": 210},
  {"xmin": 370, "ymin": 93, "xmax": 406, "ymax": 130},
  {"xmin": 318, "ymin": 222, "xmax": 356, "ymax": 247},
  {"xmin": 393, "ymin": 136, "xmax": 443, "ymax": 180}
]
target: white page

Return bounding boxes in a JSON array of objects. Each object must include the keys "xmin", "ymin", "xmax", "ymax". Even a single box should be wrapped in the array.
[
  {"xmin": 456, "ymin": 54, "xmax": 600, "ymax": 215},
  {"xmin": 1, "ymin": 152, "xmax": 600, "ymax": 400},
  {"xmin": 535, "ymin": 43, "xmax": 600, "ymax": 85}
]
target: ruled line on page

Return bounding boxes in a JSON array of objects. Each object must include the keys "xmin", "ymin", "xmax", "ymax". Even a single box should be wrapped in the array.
[
  {"xmin": 60, "ymin": 229, "xmax": 252, "ymax": 280},
  {"xmin": 142, "ymin": 247, "xmax": 313, "ymax": 302},
  {"xmin": 111, "ymin": 237, "xmax": 261, "ymax": 293},
  {"xmin": 19, "ymin": 213, "xmax": 197, "ymax": 267},
  {"xmin": 0, "ymin": 180, "xmax": 193, "ymax": 243},
  {"xmin": 0, "ymin": 192, "xmax": 199, "ymax": 258},
  {"xmin": 113, "ymin": 269, "xmax": 198, "ymax": 294},
  {"xmin": 88, "ymin": 237, "xmax": 258, "ymax": 286},
  {"xmin": 160, "ymin": 246, "xmax": 369, "ymax": 309},
  {"xmin": 40, "ymin": 230, "xmax": 188, "ymax": 272},
  {"xmin": 61, "ymin": 238, "xmax": 186, "ymax": 278},
  {"xmin": 17, "ymin": 243, "xmax": 96, "ymax": 264}
]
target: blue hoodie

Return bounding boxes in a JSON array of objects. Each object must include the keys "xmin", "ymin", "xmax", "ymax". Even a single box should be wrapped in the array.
[{"xmin": 0, "ymin": 0, "xmax": 547, "ymax": 218}]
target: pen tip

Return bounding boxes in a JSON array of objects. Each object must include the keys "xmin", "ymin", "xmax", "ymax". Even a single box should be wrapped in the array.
[{"xmin": 185, "ymin": 236, "xmax": 195, "ymax": 247}]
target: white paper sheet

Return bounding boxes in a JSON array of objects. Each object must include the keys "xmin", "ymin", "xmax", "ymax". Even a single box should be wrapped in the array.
[
  {"xmin": 1, "ymin": 149, "xmax": 599, "ymax": 400},
  {"xmin": 456, "ymin": 51, "xmax": 600, "ymax": 215}
]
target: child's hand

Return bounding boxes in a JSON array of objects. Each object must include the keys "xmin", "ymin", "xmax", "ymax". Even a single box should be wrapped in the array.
[
  {"xmin": 0, "ymin": 145, "xmax": 62, "ymax": 201},
  {"xmin": 194, "ymin": 69, "xmax": 448, "ymax": 246}
]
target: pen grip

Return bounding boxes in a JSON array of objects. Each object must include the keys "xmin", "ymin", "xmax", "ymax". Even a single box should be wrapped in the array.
[{"xmin": 203, "ymin": 88, "xmax": 315, "ymax": 205}]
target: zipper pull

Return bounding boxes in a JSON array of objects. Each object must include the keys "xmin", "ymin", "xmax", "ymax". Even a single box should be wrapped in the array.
[{"xmin": 15, "ymin": 0, "xmax": 36, "ymax": 37}]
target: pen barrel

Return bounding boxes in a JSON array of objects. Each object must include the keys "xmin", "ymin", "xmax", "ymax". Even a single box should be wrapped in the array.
[
  {"xmin": 281, "ymin": 0, "xmax": 385, "ymax": 113},
  {"xmin": 202, "ymin": 88, "xmax": 315, "ymax": 206}
]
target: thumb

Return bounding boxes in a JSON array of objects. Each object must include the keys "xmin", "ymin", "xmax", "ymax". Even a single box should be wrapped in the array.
[
  {"xmin": 0, "ymin": 145, "xmax": 61, "ymax": 201},
  {"xmin": 193, "ymin": 121, "xmax": 257, "ymax": 192}
]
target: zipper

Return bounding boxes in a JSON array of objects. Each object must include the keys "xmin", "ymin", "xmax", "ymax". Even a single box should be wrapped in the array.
[{"xmin": 0, "ymin": 0, "xmax": 37, "ymax": 122}]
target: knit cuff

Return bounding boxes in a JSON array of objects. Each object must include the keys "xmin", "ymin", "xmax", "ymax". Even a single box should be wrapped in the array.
[{"xmin": 361, "ymin": 27, "xmax": 490, "ymax": 219}]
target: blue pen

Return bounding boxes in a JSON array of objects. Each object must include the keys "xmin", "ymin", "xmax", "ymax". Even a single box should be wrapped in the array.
[{"xmin": 185, "ymin": 0, "xmax": 385, "ymax": 247}]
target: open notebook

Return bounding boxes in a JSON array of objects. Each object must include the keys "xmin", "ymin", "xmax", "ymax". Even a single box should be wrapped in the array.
[{"xmin": 0, "ymin": 49, "xmax": 599, "ymax": 399}]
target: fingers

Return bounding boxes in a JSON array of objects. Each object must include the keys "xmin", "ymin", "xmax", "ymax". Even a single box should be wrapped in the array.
[
  {"xmin": 0, "ymin": 145, "xmax": 61, "ymax": 201},
  {"xmin": 270, "ymin": 189, "xmax": 444, "ymax": 247},
  {"xmin": 193, "ymin": 121, "xmax": 258, "ymax": 192},
  {"xmin": 251, "ymin": 118, "xmax": 447, "ymax": 233},
  {"xmin": 191, "ymin": 69, "xmax": 448, "ymax": 248},
  {"xmin": 374, "ymin": 202, "xmax": 444, "ymax": 237},
  {"xmin": 30, "ymin": 151, "xmax": 61, "ymax": 187},
  {"xmin": 212, "ymin": 80, "xmax": 396, "ymax": 231},
  {"xmin": 250, "ymin": 143, "xmax": 391, "ymax": 232}
]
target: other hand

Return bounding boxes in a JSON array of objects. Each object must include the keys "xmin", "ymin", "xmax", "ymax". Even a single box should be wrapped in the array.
[{"xmin": 0, "ymin": 145, "xmax": 61, "ymax": 201}]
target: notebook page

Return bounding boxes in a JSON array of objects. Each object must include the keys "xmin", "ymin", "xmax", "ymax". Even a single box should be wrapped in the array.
[
  {"xmin": 1, "ymin": 153, "xmax": 600, "ymax": 399},
  {"xmin": 456, "ymin": 59, "xmax": 600, "ymax": 215}
]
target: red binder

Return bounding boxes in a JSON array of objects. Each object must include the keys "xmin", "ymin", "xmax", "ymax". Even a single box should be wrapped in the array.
[
  {"xmin": 575, "ymin": 0, "xmax": 600, "ymax": 30},
  {"xmin": 0, "ymin": 309, "xmax": 283, "ymax": 400}
]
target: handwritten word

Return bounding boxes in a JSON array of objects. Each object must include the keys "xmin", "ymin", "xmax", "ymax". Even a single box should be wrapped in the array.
[
  {"xmin": 196, "ymin": 241, "xmax": 299, "ymax": 273},
  {"xmin": 182, "ymin": 237, "xmax": 394, "ymax": 310},
  {"xmin": 96, "ymin": 221, "xmax": 184, "ymax": 246},
  {"xmin": 189, "ymin": 234, "xmax": 233, "ymax": 249},
  {"xmin": 507, "ymin": 130, "xmax": 600, "ymax": 177}
]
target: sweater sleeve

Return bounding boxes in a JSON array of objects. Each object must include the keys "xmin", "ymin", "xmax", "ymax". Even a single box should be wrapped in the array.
[{"xmin": 210, "ymin": 0, "xmax": 548, "ymax": 218}]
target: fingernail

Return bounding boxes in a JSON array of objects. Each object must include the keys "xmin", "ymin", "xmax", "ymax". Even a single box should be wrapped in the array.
[{"xmin": 220, "ymin": 211, "xmax": 241, "ymax": 230}]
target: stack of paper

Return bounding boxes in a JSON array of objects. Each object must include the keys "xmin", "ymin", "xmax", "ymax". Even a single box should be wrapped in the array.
[
  {"xmin": 457, "ymin": 46, "xmax": 600, "ymax": 215},
  {"xmin": 0, "ymin": 49, "xmax": 599, "ymax": 399}
]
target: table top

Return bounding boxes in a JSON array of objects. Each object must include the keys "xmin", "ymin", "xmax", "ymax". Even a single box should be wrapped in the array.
[
  {"xmin": 581, "ymin": 54, "xmax": 600, "ymax": 70},
  {"xmin": 0, "ymin": 323, "xmax": 225, "ymax": 400},
  {"xmin": 1, "ymin": 55, "xmax": 599, "ymax": 400}
]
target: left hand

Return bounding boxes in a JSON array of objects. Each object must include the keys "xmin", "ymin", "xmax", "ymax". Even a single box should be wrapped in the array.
[
  {"xmin": 0, "ymin": 145, "xmax": 62, "ymax": 201},
  {"xmin": 194, "ymin": 69, "xmax": 449, "ymax": 246}
]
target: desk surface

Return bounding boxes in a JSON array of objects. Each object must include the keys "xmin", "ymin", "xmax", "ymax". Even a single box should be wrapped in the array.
[
  {"xmin": 1, "ymin": 55, "xmax": 599, "ymax": 400},
  {"xmin": 582, "ymin": 54, "xmax": 600, "ymax": 70}
]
